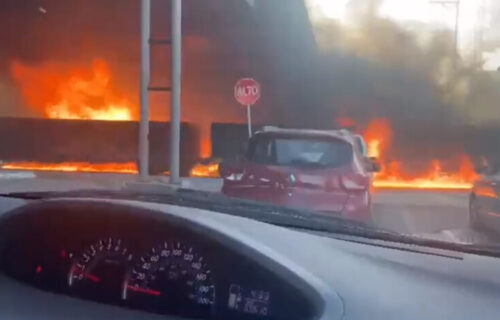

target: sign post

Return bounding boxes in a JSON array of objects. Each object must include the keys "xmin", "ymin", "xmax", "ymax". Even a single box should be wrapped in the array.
[
  {"xmin": 138, "ymin": 0, "xmax": 151, "ymax": 179},
  {"xmin": 234, "ymin": 78, "xmax": 260, "ymax": 137},
  {"xmin": 246, "ymin": 105, "xmax": 252, "ymax": 137},
  {"xmin": 169, "ymin": 0, "xmax": 182, "ymax": 185}
]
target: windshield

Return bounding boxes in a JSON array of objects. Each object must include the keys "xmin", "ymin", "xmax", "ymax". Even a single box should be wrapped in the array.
[
  {"xmin": 1, "ymin": 0, "xmax": 500, "ymax": 252},
  {"xmin": 248, "ymin": 135, "xmax": 353, "ymax": 168}
]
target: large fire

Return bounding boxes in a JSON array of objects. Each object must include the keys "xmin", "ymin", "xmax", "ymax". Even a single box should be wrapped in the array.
[
  {"xmin": 7, "ymin": 59, "xmax": 138, "ymax": 174},
  {"xmin": 11, "ymin": 59, "xmax": 134, "ymax": 121},
  {"xmin": 363, "ymin": 119, "xmax": 479, "ymax": 190}
]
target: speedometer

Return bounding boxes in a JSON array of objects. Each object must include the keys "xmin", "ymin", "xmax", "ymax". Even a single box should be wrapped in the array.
[
  {"xmin": 68, "ymin": 237, "xmax": 133, "ymax": 302},
  {"xmin": 123, "ymin": 241, "xmax": 215, "ymax": 317}
]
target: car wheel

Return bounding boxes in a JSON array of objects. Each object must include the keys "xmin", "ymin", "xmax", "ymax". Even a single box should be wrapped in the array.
[{"xmin": 469, "ymin": 194, "xmax": 482, "ymax": 230}]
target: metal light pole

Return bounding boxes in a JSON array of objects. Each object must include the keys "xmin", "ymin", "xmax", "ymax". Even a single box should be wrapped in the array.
[
  {"xmin": 169, "ymin": 0, "xmax": 182, "ymax": 185},
  {"xmin": 139, "ymin": 0, "xmax": 151, "ymax": 179}
]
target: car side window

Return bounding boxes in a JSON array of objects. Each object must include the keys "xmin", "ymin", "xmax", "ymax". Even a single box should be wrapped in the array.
[
  {"xmin": 355, "ymin": 136, "xmax": 367, "ymax": 157},
  {"xmin": 251, "ymin": 138, "xmax": 274, "ymax": 164}
]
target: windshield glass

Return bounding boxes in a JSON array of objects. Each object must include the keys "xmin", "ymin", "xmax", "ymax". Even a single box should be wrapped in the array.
[
  {"xmin": 1, "ymin": 0, "xmax": 500, "ymax": 250},
  {"xmin": 249, "ymin": 136, "xmax": 353, "ymax": 168}
]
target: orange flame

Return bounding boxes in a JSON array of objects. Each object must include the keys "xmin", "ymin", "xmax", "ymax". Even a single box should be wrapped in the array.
[
  {"xmin": 11, "ymin": 59, "xmax": 135, "ymax": 121},
  {"xmin": 6, "ymin": 59, "xmax": 142, "ymax": 174},
  {"xmin": 367, "ymin": 140, "xmax": 381, "ymax": 159},
  {"xmin": 200, "ymin": 138, "xmax": 212, "ymax": 159},
  {"xmin": 363, "ymin": 119, "xmax": 478, "ymax": 190},
  {"xmin": 363, "ymin": 118, "xmax": 392, "ymax": 159},
  {"xmin": 1, "ymin": 161, "xmax": 138, "ymax": 174},
  {"xmin": 189, "ymin": 162, "xmax": 220, "ymax": 178}
]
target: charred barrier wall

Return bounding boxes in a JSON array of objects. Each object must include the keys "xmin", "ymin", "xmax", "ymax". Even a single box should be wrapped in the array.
[
  {"xmin": 211, "ymin": 123, "xmax": 262, "ymax": 160},
  {"xmin": 0, "ymin": 118, "xmax": 199, "ymax": 175},
  {"xmin": 3, "ymin": 118, "xmax": 499, "ymax": 175}
]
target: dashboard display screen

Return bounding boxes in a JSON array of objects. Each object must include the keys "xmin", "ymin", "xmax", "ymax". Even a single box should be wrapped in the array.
[{"xmin": 228, "ymin": 284, "xmax": 270, "ymax": 316}]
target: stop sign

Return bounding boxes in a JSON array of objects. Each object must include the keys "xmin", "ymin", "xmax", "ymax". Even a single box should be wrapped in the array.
[{"xmin": 234, "ymin": 78, "xmax": 261, "ymax": 106}]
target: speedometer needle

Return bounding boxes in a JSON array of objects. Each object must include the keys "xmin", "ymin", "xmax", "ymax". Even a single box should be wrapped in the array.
[
  {"xmin": 72, "ymin": 267, "xmax": 101, "ymax": 283},
  {"xmin": 126, "ymin": 285, "xmax": 161, "ymax": 296}
]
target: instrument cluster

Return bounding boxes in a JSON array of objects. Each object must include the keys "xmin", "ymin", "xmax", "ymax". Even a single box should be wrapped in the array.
[{"xmin": 0, "ymin": 201, "xmax": 316, "ymax": 320}]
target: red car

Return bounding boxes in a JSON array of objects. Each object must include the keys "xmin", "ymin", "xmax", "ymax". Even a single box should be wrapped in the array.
[{"xmin": 220, "ymin": 127, "xmax": 379, "ymax": 222}]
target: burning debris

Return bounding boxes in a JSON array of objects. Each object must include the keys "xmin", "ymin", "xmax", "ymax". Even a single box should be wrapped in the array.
[
  {"xmin": 189, "ymin": 159, "xmax": 221, "ymax": 178},
  {"xmin": 371, "ymin": 157, "xmax": 477, "ymax": 190},
  {"xmin": 363, "ymin": 118, "xmax": 478, "ymax": 190}
]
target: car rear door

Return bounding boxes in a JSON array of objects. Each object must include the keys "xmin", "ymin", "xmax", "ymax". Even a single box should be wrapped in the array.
[
  {"xmin": 244, "ymin": 133, "xmax": 355, "ymax": 213},
  {"xmin": 222, "ymin": 135, "xmax": 276, "ymax": 202},
  {"xmin": 273, "ymin": 165, "xmax": 351, "ymax": 213}
]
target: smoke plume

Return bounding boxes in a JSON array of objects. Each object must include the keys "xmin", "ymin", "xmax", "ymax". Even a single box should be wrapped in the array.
[{"xmin": 307, "ymin": 0, "xmax": 500, "ymax": 127}]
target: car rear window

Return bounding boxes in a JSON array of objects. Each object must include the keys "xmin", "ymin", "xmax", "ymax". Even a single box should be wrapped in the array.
[{"xmin": 248, "ymin": 135, "xmax": 353, "ymax": 168}]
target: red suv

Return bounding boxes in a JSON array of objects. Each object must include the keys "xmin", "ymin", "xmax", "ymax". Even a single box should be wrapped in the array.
[{"xmin": 220, "ymin": 127, "xmax": 378, "ymax": 222}]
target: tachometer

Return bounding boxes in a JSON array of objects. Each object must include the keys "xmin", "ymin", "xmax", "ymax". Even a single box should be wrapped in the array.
[
  {"xmin": 68, "ymin": 237, "xmax": 133, "ymax": 301},
  {"xmin": 123, "ymin": 241, "xmax": 215, "ymax": 317}
]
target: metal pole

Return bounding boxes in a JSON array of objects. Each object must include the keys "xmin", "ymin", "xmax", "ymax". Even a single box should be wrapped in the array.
[
  {"xmin": 169, "ymin": 0, "xmax": 182, "ymax": 185},
  {"xmin": 247, "ymin": 105, "xmax": 252, "ymax": 137},
  {"xmin": 139, "ymin": 0, "xmax": 150, "ymax": 179}
]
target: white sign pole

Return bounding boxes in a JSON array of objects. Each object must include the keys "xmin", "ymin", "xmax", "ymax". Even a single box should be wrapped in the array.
[
  {"xmin": 247, "ymin": 105, "xmax": 252, "ymax": 137},
  {"xmin": 169, "ymin": 0, "xmax": 182, "ymax": 185},
  {"xmin": 139, "ymin": 0, "xmax": 151, "ymax": 179}
]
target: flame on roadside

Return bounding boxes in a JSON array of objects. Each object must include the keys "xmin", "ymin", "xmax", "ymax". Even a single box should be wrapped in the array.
[
  {"xmin": 1, "ymin": 162, "xmax": 138, "ymax": 174},
  {"xmin": 190, "ymin": 162, "xmax": 220, "ymax": 178},
  {"xmin": 363, "ymin": 119, "xmax": 479, "ymax": 190},
  {"xmin": 364, "ymin": 118, "xmax": 392, "ymax": 159},
  {"xmin": 11, "ymin": 59, "xmax": 134, "ymax": 121}
]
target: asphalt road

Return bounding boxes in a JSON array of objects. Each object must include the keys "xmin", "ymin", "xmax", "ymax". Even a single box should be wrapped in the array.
[
  {"xmin": 372, "ymin": 189, "xmax": 469, "ymax": 234},
  {"xmin": 0, "ymin": 170, "xmax": 494, "ymax": 245},
  {"xmin": 371, "ymin": 189, "xmax": 494, "ymax": 244}
]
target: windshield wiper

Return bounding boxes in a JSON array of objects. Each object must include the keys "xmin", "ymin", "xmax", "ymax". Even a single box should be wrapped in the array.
[{"xmin": 0, "ymin": 188, "xmax": 358, "ymax": 231}]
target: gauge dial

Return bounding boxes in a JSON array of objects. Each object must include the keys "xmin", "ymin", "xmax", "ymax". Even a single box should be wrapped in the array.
[
  {"xmin": 123, "ymin": 241, "xmax": 215, "ymax": 317},
  {"xmin": 68, "ymin": 237, "xmax": 132, "ymax": 301}
]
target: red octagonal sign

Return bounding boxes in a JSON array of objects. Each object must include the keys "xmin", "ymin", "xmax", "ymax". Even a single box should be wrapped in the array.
[{"xmin": 234, "ymin": 78, "xmax": 261, "ymax": 106}]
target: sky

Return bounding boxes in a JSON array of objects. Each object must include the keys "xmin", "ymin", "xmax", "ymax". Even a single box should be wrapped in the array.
[{"xmin": 306, "ymin": 0, "xmax": 500, "ymax": 70}]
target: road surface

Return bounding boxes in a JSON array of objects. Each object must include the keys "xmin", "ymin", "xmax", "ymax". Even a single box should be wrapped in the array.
[
  {"xmin": 0, "ymin": 170, "xmax": 494, "ymax": 245},
  {"xmin": 371, "ymin": 189, "xmax": 496, "ymax": 244},
  {"xmin": 373, "ymin": 189, "xmax": 469, "ymax": 234}
]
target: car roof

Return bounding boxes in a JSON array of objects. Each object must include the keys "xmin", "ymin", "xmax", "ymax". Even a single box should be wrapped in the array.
[{"xmin": 255, "ymin": 126, "xmax": 357, "ymax": 145}]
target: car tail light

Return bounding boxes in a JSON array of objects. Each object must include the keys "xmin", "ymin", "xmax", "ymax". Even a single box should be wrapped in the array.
[
  {"xmin": 219, "ymin": 161, "xmax": 244, "ymax": 181},
  {"xmin": 341, "ymin": 175, "xmax": 367, "ymax": 191}
]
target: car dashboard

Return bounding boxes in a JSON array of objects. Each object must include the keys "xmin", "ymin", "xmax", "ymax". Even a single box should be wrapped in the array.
[
  {"xmin": 0, "ymin": 200, "xmax": 319, "ymax": 320},
  {"xmin": 3, "ymin": 197, "xmax": 500, "ymax": 320}
]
